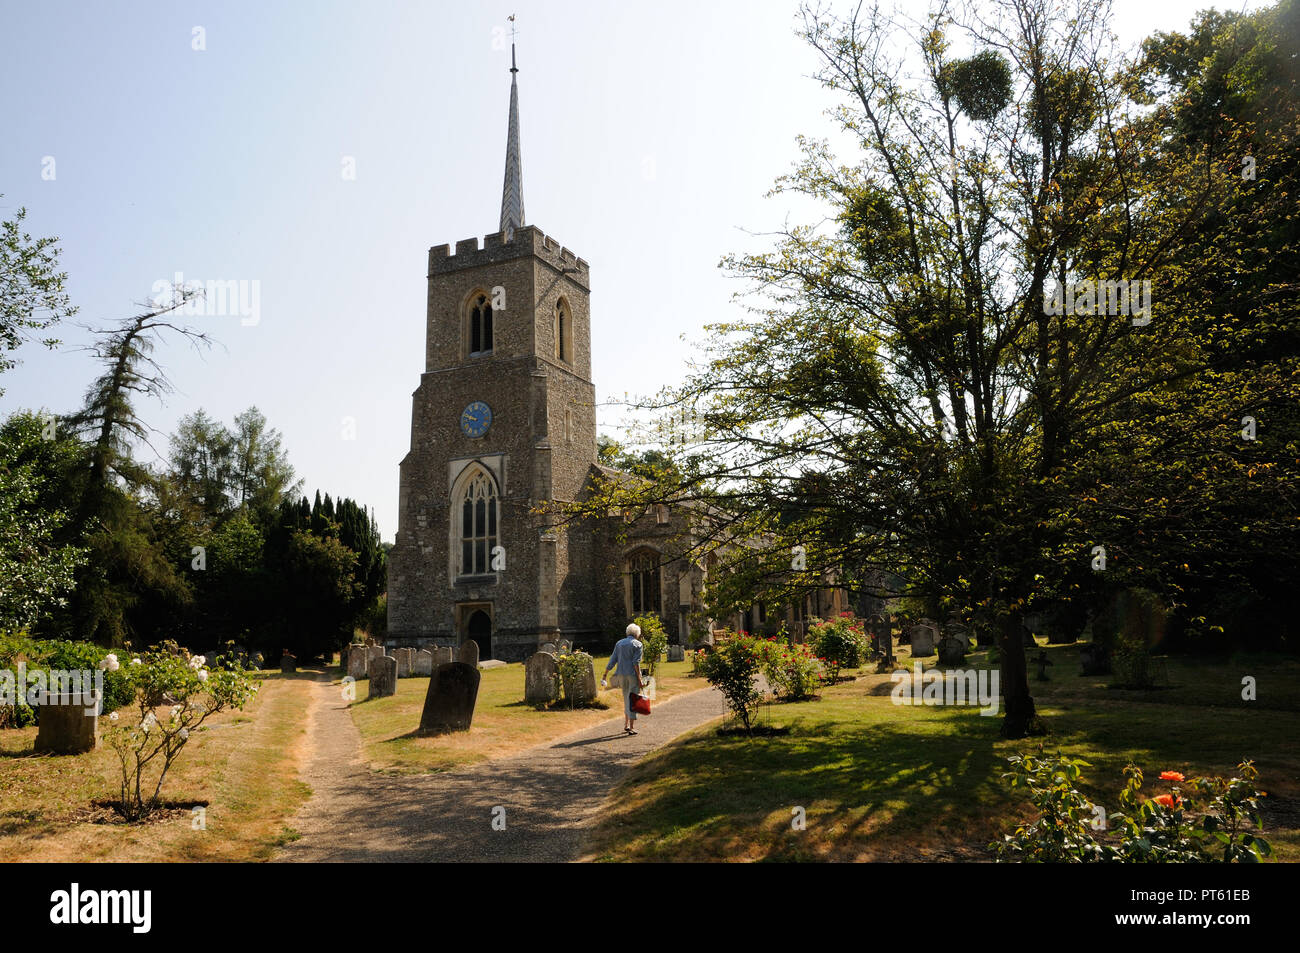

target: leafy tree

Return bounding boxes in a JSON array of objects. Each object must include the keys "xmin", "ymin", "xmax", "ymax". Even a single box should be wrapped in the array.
[
  {"xmin": 0, "ymin": 412, "xmax": 89, "ymax": 629},
  {"xmin": 0, "ymin": 201, "xmax": 75, "ymax": 395}
]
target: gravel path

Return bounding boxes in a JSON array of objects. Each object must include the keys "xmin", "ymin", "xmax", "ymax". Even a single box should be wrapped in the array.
[{"xmin": 273, "ymin": 673, "xmax": 726, "ymax": 862}]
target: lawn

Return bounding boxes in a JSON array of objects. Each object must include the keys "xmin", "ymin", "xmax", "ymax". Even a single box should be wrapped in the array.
[
  {"xmin": 348, "ymin": 656, "xmax": 703, "ymax": 773},
  {"xmin": 581, "ymin": 642, "xmax": 1300, "ymax": 862},
  {"xmin": 0, "ymin": 669, "xmax": 315, "ymax": 862}
]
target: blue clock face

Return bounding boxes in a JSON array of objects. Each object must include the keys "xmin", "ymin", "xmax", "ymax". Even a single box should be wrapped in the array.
[{"xmin": 460, "ymin": 401, "xmax": 492, "ymax": 438}]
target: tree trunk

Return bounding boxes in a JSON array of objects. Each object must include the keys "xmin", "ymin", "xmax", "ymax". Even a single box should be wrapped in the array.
[{"xmin": 998, "ymin": 611, "xmax": 1046, "ymax": 738}]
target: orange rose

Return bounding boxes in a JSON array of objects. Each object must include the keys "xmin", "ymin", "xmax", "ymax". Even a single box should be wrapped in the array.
[
  {"xmin": 1159, "ymin": 771, "xmax": 1185, "ymax": 782},
  {"xmin": 1154, "ymin": 794, "xmax": 1180, "ymax": 808}
]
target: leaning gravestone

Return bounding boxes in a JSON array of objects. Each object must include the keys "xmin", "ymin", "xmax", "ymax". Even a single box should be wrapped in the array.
[
  {"xmin": 414, "ymin": 649, "xmax": 434, "ymax": 677},
  {"xmin": 347, "ymin": 645, "xmax": 369, "ymax": 679},
  {"xmin": 34, "ymin": 693, "xmax": 99, "ymax": 754},
  {"xmin": 908, "ymin": 624, "xmax": 937, "ymax": 657},
  {"xmin": 281, "ymin": 653, "xmax": 297, "ymax": 673},
  {"xmin": 561, "ymin": 655, "xmax": 598, "ymax": 706},
  {"xmin": 368, "ymin": 655, "xmax": 397, "ymax": 699},
  {"xmin": 418, "ymin": 662, "xmax": 481, "ymax": 734},
  {"xmin": 433, "ymin": 646, "xmax": 454, "ymax": 666},
  {"xmin": 937, "ymin": 634, "xmax": 966, "ymax": 666},
  {"xmin": 458, "ymin": 640, "xmax": 480, "ymax": 668},
  {"xmin": 524, "ymin": 652, "xmax": 560, "ymax": 705},
  {"xmin": 667, "ymin": 644, "xmax": 685, "ymax": 663},
  {"xmin": 395, "ymin": 648, "xmax": 413, "ymax": 678}
]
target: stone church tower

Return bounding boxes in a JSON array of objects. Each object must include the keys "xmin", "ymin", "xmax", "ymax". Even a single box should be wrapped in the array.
[{"xmin": 387, "ymin": 45, "xmax": 603, "ymax": 661}]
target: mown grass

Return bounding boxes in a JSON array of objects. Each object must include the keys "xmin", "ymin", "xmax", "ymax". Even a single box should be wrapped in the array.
[
  {"xmin": 348, "ymin": 657, "xmax": 702, "ymax": 773},
  {"xmin": 0, "ymin": 670, "xmax": 316, "ymax": 861},
  {"xmin": 583, "ymin": 643, "xmax": 1300, "ymax": 862}
]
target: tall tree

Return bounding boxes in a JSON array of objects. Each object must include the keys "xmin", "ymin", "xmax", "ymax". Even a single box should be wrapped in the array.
[{"xmin": 0, "ymin": 200, "xmax": 75, "ymax": 396}]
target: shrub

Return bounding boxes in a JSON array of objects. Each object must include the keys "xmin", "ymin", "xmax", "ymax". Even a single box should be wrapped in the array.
[
  {"xmin": 105, "ymin": 645, "xmax": 258, "ymax": 820},
  {"xmin": 992, "ymin": 752, "xmax": 1272, "ymax": 863},
  {"xmin": 698, "ymin": 634, "xmax": 764, "ymax": 731},
  {"xmin": 555, "ymin": 649, "xmax": 596, "ymax": 709},
  {"xmin": 807, "ymin": 614, "xmax": 866, "ymax": 681},
  {"xmin": 633, "ymin": 614, "xmax": 669, "ymax": 678},
  {"xmin": 1, "ymin": 634, "xmax": 135, "ymax": 725},
  {"xmin": 756, "ymin": 634, "xmax": 822, "ymax": 701},
  {"xmin": 689, "ymin": 648, "xmax": 708, "ymax": 676}
]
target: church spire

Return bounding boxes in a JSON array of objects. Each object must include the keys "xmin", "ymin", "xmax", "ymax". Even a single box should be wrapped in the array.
[{"xmin": 499, "ymin": 22, "xmax": 525, "ymax": 238}]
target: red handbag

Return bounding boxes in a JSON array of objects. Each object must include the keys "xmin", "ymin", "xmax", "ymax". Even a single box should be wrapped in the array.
[{"xmin": 631, "ymin": 693, "xmax": 652, "ymax": 715}]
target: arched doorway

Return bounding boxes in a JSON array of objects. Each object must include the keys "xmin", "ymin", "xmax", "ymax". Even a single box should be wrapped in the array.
[{"xmin": 467, "ymin": 609, "xmax": 492, "ymax": 660}]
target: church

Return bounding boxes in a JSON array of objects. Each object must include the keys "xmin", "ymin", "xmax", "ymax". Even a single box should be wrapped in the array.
[{"xmin": 385, "ymin": 45, "xmax": 850, "ymax": 661}]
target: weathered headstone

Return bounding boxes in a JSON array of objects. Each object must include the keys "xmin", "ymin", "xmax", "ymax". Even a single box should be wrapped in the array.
[
  {"xmin": 458, "ymin": 639, "xmax": 480, "ymax": 668},
  {"xmin": 908, "ymin": 624, "xmax": 937, "ymax": 657},
  {"xmin": 347, "ymin": 644, "xmax": 369, "ymax": 679},
  {"xmin": 667, "ymin": 644, "xmax": 685, "ymax": 663},
  {"xmin": 34, "ymin": 693, "xmax": 99, "ymax": 754},
  {"xmin": 395, "ymin": 648, "xmax": 413, "ymax": 678},
  {"xmin": 539, "ymin": 641, "xmax": 557, "ymax": 655},
  {"xmin": 369, "ymin": 645, "xmax": 385, "ymax": 664},
  {"xmin": 524, "ymin": 652, "xmax": 560, "ymax": 705},
  {"xmin": 867, "ymin": 615, "xmax": 893, "ymax": 661},
  {"xmin": 561, "ymin": 654, "xmax": 598, "ymax": 705},
  {"xmin": 1036, "ymin": 650, "xmax": 1054, "ymax": 681},
  {"xmin": 414, "ymin": 649, "xmax": 434, "ymax": 677},
  {"xmin": 368, "ymin": 655, "xmax": 397, "ymax": 699},
  {"xmin": 937, "ymin": 634, "xmax": 966, "ymax": 666},
  {"xmin": 418, "ymin": 662, "xmax": 481, "ymax": 734},
  {"xmin": 281, "ymin": 653, "xmax": 297, "ymax": 673},
  {"xmin": 433, "ymin": 646, "xmax": 454, "ymax": 666}
]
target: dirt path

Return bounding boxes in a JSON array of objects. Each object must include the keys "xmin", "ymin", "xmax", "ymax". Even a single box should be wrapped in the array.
[{"xmin": 274, "ymin": 673, "xmax": 726, "ymax": 862}]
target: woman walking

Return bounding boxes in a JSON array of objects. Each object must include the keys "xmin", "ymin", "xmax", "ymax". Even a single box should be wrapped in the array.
[{"xmin": 603, "ymin": 623, "xmax": 646, "ymax": 735}]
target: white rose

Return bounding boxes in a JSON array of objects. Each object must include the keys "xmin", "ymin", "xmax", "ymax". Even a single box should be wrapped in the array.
[
  {"xmin": 106, "ymin": 654, "xmax": 120, "ymax": 671},
  {"xmin": 109, "ymin": 711, "xmax": 119, "ymax": 722},
  {"xmin": 170, "ymin": 704, "xmax": 182, "ymax": 720},
  {"xmin": 196, "ymin": 669, "xmax": 208, "ymax": 682},
  {"xmin": 131, "ymin": 658, "xmax": 142, "ymax": 666},
  {"xmin": 179, "ymin": 728, "xmax": 189, "ymax": 740}
]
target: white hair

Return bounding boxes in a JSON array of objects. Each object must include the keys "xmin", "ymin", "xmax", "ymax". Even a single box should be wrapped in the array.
[{"xmin": 626, "ymin": 623, "xmax": 642, "ymax": 638}]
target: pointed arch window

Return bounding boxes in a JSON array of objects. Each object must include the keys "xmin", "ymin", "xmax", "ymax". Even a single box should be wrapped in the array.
[
  {"xmin": 555, "ymin": 299, "xmax": 569, "ymax": 362},
  {"xmin": 628, "ymin": 550, "xmax": 661, "ymax": 615},
  {"xmin": 470, "ymin": 293, "xmax": 494, "ymax": 357},
  {"xmin": 458, "ymin": 469, "xmax": 499, "ymax": 575}
]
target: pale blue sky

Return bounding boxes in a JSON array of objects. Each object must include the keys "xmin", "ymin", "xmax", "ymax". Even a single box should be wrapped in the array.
[{"xmin": 0, "ymin": 0, "xmax": 1262, "ymax": 541}]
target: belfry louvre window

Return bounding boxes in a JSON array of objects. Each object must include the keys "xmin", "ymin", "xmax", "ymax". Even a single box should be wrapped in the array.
[
  {"xmin": 470, "ymin": 294, "xmax": 494, "ymax": 356},
  {"xmin": 629, "ymin": 552, "xmax": 660, "ymax": 615},
  {"xmin": 459, "ymin": 470, "xmax": 498, "ymax": 574}
]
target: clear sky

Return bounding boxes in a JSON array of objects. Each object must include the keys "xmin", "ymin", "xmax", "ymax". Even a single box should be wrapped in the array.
[{"xmin": 0, "ymin": 0, "xmax": 1266, "ymax": 541}]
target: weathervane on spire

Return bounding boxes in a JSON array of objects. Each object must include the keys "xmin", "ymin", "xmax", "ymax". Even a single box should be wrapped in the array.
[{"xmin": 508, "ymin": 14, "xmax": 518, "ymax": 73}]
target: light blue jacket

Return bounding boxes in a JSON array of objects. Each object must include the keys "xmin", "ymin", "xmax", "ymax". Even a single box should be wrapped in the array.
[{"xmin": 606, "ymin": 637, "xmax": 644, "ymax": 678}]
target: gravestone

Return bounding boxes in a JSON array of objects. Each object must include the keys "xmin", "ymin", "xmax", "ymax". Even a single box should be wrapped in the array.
[
  {"xmin": 458, "ymin": 639, "xmax": 480, "ymax": 668},
  {"xmin": 867, "ymin": 615, "xmax": 893, "ymax": 661},
  {"xmin": 369, "ymin": 645, "xmax": 385, "ymax": 664},
  {"xmin": 937, "ymin": 635, "xmax": 966, "ymax": 666},
  {"xmin": 667, "ymin": 644, "xmax": 685, "ymax": 663},
  {"xmin": 281, "ymin": 653, "xmax": 297, "ymax": 673},
  {"xmin": 368, "ymin": 655, "xmax": 397, "ymax": 699},
  {"xmin": 524, "ymin": 652, "xmax": 560, "ymax": 705},
  {"xmin": 395, "ymin": 648, "xmax": 413, "ymax": 678},
  {"xmin": 1079, "ymin": 642, "xmax": 1110, "ymax": 676},
  {"xmin": 347, "ymin": 644, "xmax": 369, "ymax": 680},
  {"xmin": 34, "ymin": 693, "xmax": 99, "ymax": 754},
  {"xmin": 204, "ymin": 651, "xmax": 218, "ymax": 667},
  {"xmin": 539, "ymin": 642, "xmax": 558, "ymax": 655},
  {"xmin": 908, "ymin": 624, "xmax": 937, "ymax": 657},
  {"xmin": 433, "ymin": 646, "xmax": 454, "ymax": 666},
  {"xmin": 1036, "ymin": 650, "xmax": 1054, "ymax": 681},
  {"xmin": 414, "ymin": 649, "xmax": 434, "ymax": 677},
  {"xmin": 561, "ymin": 655, "xmax": 598, "ymax": 705},
  {"xmin": 418, "ymin": 662, "xmax": 481, "ymax": 734}
]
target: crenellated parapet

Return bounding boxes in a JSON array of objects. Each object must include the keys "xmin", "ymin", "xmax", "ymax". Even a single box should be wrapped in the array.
[{"xmin": 429, "ymin": 225, "xmax": 590, "ymax": 288}]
